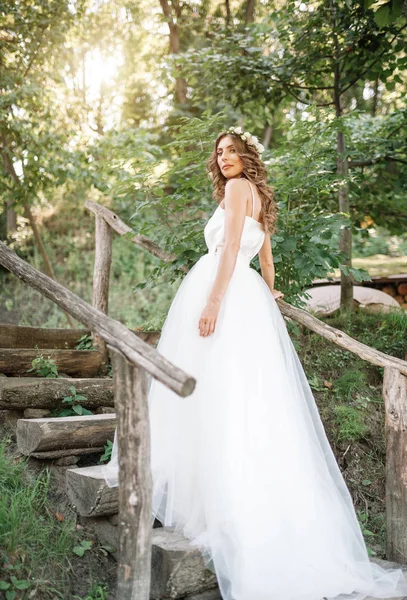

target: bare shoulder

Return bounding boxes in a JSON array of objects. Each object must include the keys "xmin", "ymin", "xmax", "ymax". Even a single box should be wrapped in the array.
[{"xmin": 225, "ymin": 178, "xmax": 250, "ymax": 193}]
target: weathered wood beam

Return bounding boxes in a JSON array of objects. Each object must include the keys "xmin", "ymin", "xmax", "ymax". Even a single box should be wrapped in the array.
[
  {"xmin": 0, "ymin": 241, "xmax": 195, "ymax": 397},
  {"xmin": 109, "ymin": 346, "xmax": 152, "ymax": 600},
  {"xmin": 0, "ymin": 323, "xmax": 161, "ymax": 350},
  {"xmin": 0, "ymin": 377, "xmax": 114, "ymax": 410},
  {"xmin": 92, "ymin": 215, "xmax": 113, "ymax": 362},
  {"xmin": 383, "ymin": 367, "xmax": 407, "ymax": 562},
  {"xmin": 17, "ymin": 414, "xmax": 116, "ymax": 455},
  {"xmin": 0, "ymin": 348, "xmax": 102, "ymax": 377},
  {"xmin": 30, "ymin": 447, "xmax": 105, "ymax": 459},
  {"xmin": 277, "ymin": 300, "xmax": 407, "ymax": 376},
  {"xmin": 0, "ymin": 324, "xmax": 88, "ymax": 349},
  {"xmin": 84, "ymin": 200, "xmax": 188, "ymax": 273}
]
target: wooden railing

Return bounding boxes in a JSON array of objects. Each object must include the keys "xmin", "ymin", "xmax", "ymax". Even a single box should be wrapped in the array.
[
  {"xmin": 85, "ymin": 199, "xmax": 407, "ymax": 566},
  {"xmin": 1, "ymin": 198, "xmax": 407, "ymax": 599}
]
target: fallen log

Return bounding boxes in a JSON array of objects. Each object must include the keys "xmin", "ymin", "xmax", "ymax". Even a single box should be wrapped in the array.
[
  {"xmin": 17, "ymin": 414, "xmax": 116, "ymax": 455},
  {"xmin": 0, "ymin": 323, "xmax": 88, "ymax": 349},
  {"xmin": 0, "ymin": 322, "xmax": 161, "ymax": 349},
  {"xmin": 0, "ymin": 348, "xmax": 102, "ymax": 377},
  {"xmin": 0, "ymin": 377, "xmax": 114, "ymax": 410},
  {"xmin": 30, "ymin": 447, "xmax": 105, "ymax": 459}
]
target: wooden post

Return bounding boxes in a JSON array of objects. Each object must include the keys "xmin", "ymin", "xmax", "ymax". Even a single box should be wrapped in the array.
[
  {"xmin": 109, "ymin": 345, "xmax": 153, "ymax": 600},
  {"xmin": 92, "ymin": 215, "xmax": 113, "ymax": 368},
  {"xmin": 383, "ymin": 367, "xmax": 407, "ymax": 562}
]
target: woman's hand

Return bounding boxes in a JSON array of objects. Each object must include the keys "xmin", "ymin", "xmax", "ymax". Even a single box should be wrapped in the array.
[
  {"xmin": 272, "ymin": 289, "xmax": 284, "ymax": 300},
  {"xmin": 198, "ymin": 299, "xmax": 221, "ymax": 337}
]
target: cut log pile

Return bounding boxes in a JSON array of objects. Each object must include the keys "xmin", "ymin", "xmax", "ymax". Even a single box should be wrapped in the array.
[{"xmin": 381, "ymin": 282, "xmax": 407, "ymax": 310}]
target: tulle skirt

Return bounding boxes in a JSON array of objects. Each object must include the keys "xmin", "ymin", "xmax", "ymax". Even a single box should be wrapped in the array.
[{"xmin": 102, "ymin": 251, "xmax": 407, "ymax": 600}]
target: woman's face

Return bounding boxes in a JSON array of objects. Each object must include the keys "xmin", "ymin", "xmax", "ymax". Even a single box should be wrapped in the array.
[{"xmin": 216, "ymin": 135, "xmax": 244, "ymax": 179}]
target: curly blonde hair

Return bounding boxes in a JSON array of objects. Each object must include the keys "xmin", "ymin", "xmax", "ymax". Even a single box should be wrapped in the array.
[{"xmin": 206, "ymin": 131, "xmax": 278, "ymax": 235}]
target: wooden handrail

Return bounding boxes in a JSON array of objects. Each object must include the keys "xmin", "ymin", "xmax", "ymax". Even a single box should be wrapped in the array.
[
  {"xmin": 85, "ymin": 199, "xmax": 188, "ymax": 272},
  {"xmin": 279, "ymin": 299, "xmax": 407, "ymax": 375},
  {"xmin": 85, "ymin": 200, "xmax": 407, "ymax": 375},
  {"xmin": 0, "ymin": 241, "xmax": 195, "ymax": 397}
]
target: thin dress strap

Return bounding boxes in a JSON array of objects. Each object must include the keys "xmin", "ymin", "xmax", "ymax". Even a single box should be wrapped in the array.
[{"xmin": 247, "ymin": 180, "xmax": 255, "ymax": 218}]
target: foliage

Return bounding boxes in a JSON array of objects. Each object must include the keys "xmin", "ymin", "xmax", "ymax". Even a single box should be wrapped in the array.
[
  {"xmin": 0, "ymin": 438, "xmax": 76, "ymax": 597},
  {"xmin": 73, "ymin": 582, "xmax": 110, "ymax": 600},
  {"xmin": 72, "ymin": 540, "xmax": 93, "ymax": 557},
  {"xmin": 75, "ymin": 334, "xmax": 98, "ymax": 351},
  {"xmin": 98, "ymin": 440, "xmax": 113, "ymax": 464},
  {"xmin": 27, "ymin": 352, "xmax": 59, "ymax": 378},
  {"xmin": 52, "ymin": 385, "xmax": 93, "ymax": 417},
  {"xmin": 332, "ymin": 404, "xmax": 369, "ymax": 442},
  {"xmin": 0, "ymin": 437, "xmax": 113, "ymax": 597}
]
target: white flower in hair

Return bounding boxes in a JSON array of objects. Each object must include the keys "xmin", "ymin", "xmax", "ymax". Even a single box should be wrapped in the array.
[{"xmin": 225, "ymin": 125, "xmax": 264, "ymax": 157}]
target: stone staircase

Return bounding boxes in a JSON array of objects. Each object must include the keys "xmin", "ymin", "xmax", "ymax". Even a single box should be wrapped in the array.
[{"xmin": 0, "ymin": 322, "xmax": 222, "ymax": 600}]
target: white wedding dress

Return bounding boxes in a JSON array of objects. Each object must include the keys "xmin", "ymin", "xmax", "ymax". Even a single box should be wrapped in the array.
[{"xmin": 102, "ymin": 180, "xmax": 407, "ymax": 600}]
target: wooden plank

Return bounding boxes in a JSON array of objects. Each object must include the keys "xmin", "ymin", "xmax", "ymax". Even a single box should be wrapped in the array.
[
  {"xmin": 92, "ymin": 215, "xmax": 112, "ymax": 362},
  {"xmin": 278, "ymin": 300, "xmax": 407, "ymax": 376},
  {"xmin": 0, "ymin": 323, "xmax": 161, "ymax": 350},
  {"xmin": 0, "ymin": 323, "xmax": 88, "ymax": 349},
  {"xmin": 66, "ymin": 465, "xmax": 119, "ymax": 516},
  {"xmin": 383, "ymin": 367, "xmax": 407, "ymax": 562},
  {"xmin": 0, "ymin": 377, "xmax": 114, "ymax": 409},
  {"xmin": 0, "ymin": 348, "xmax": 102, "ymax": 377},
  {"xmin": 31, "ymin": 447, "xmax": 104, "ymax": 459},
  {"xmin": 17, "ymin": 413, "xmax": 116, "ymax": 455}
]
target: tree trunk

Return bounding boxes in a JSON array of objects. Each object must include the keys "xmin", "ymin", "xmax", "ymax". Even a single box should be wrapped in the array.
[
  {"xmin": 245, "ymin": 0, "xmax": 256, "ymax": 24},
  {"xmin": 6, "ymin": 199, "xmax": 17, "ymax": 234},
  {"xmin": 383, "ymin": 367, "xmax": 407, "ymax": 562},
  {"xmin": 332, "ymin": 0, "xmax": 353, "ymax": 311},
  {"xmin": 337, "ymin": 130, "xmax": 353, "ymax": 310},
  {"xmin": 109, "ymin": 345, "xmax": 153, "ymax": 600},
  {"xmin": 158, "ymin": 0, "xmax": 187, "ymax": 105}
]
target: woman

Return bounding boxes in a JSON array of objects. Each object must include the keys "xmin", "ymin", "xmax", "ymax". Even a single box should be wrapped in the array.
[{"xmin": 103, "ymin": 126, "xmax": 407, "ymax": 600}]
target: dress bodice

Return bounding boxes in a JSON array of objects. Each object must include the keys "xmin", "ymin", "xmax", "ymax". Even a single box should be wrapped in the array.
[{"xmin": 204, "ymin": 205, "xmax": 265, "ymax": 264}]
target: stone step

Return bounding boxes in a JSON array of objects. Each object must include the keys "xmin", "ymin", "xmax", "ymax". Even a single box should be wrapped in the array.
[{"xmin": 17, "ymin": 413, "xmax": 116, "ymax": 457}]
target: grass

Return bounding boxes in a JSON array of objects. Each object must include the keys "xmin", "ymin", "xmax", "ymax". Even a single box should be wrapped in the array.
[{"xmin": 0, "ymin": 437, "xmax": 113, "ymax": 599}]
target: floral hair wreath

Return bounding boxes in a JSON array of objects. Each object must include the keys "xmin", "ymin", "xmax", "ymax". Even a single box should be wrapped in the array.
[{"xmin": 226, "ymin": 126, "xmax": 265, "ymax": 157}]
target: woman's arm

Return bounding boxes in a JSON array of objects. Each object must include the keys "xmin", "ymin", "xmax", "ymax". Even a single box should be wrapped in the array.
[
  {"xmin": 258, "ymin": 233, "xmax": 284, "ymax": 299},
  {"xmin": 207, "ymin": 178, "xmax": 248, "ymax": 305},
  {"xmin": 198, "ymin": 178, "xmax": 248, "ymax": 336}
]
